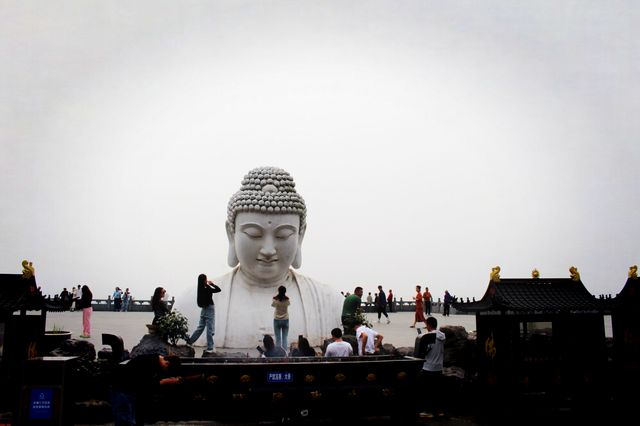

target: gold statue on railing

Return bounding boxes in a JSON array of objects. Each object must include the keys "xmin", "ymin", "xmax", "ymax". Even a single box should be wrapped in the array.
[
  {"xmin": 531, "ymin": 269, "xmax": 540, "ymax": 279},
  {"xmin": 569, "ymin": 266, "xmax": 580, "ymax": 281},
  {"xmin": 629, "ymin": 265, "xmax": 638, "ymax": 279},
  {"xmin": 22, "ymin": 260, "xmax": 35, "ymax": 279},
  {"xmin": 490, "ymin": 266, "xmax": 501, "ymax": 282}
]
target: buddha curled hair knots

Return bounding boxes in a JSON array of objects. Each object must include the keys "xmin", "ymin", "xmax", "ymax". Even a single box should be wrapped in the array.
[{"xmin": 227, "ymin": 166, "xmax": 307, "ymax": 232}]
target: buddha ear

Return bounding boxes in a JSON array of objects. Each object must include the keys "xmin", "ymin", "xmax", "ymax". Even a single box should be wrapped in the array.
[
  {"xmin": 225, "ymin": 221, "xmax": 239, "ymax": 267},
  {"xmin": 292, "ymin": 224, "xmax": 306, "ymax": 269}
]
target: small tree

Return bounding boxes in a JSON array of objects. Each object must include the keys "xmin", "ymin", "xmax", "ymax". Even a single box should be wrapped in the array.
[
  {"xmin": 155, "ymin": 310, "xmax": 190, "ymax": 345},
  {"xmin": 343, "ymin": 308, "xmax": 372, "ymax": 335},
  {"xmin": 355, "ymin": 308, "xmax": 372, "ymax": 328}
]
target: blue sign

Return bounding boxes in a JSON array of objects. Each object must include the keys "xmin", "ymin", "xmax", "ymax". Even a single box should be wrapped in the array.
[
  {"xmin": 29, "ymin": 387, "xmax": 53, "ymax": 419},
  {"xmin": 267, "ymin": 371, "xmax": 293, "ymax": 383}
]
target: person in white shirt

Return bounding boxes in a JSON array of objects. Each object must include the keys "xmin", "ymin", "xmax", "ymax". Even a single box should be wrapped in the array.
[
  {"xmin": 324, "ymin": 328, "xmax": 353, "ymax": 357},
  {"xmin": 418, "ymin": 316, "xmax": 446, "ymax": 418},
  {"xmin": 71, "ymin": 286, "xmax": 78, "ymax": 311},
  {"xmin": 366, "ymin": 292, "xmax": 373, "ymax": 305},
  {"xmin": 354, "ymin": 321, "xmax": 383, "ymax": 355}
]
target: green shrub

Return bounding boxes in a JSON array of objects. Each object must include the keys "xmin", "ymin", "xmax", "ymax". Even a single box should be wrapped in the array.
[
  {"xmin": 155, "ymin": 310, "xmax": 189, "ymax": 345},
  {"xmin": 355, "ymin": 308, "xmax": 372, "ymax": 328}
]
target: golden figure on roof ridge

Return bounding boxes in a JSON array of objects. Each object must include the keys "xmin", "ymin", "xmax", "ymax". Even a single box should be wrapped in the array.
[
  {"xmin": 569, "ymin": 266, "xmax": 580, "ymax": 281},
  {"xmin": 490, "ymin": 266, "xmax": 501, "ymax": 282},
  {"xmin": 629, "ymin": 265, "xmax": 638, "ymax": 279},
  {"xmin": 21, "ymin": 259, "xmax": 35, "ymax": 279},
  {"xmin": 531, "ymin": 269, "xmax": 540, "ymax": 279}
]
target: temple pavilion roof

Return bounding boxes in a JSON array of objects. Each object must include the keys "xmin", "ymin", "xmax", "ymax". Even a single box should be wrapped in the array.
[
  {"xmin": 453, "ymin": 277, "xmax": 604, "ymax": 314},
  {"xmin": 0, "ymin": 273, "xmax": 68, "ymax": 313},
  {"xmin": 612, "ymin": 277, "xmax": 640, "ymax": 309}
]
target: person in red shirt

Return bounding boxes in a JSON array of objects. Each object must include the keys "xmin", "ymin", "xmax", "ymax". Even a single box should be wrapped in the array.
[
  {"xmin": 410, "ymin": 285, "xmax": 428, "ymax": 328},
  {"xmin": 423, "ymin": 286, "xmax": 432, "ymax": 316}
]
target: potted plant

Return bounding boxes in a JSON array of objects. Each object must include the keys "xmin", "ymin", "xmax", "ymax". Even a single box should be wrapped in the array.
[
  {"xmin": 155, "ymin": 311, "xmax": 190, "ymax": 346},
  {"xmin": 41, "ymin": 324, "xmax": 72, "ymax": 354}
]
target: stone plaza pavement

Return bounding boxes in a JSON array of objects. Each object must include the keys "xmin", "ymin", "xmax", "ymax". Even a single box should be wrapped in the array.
[{"xmin": 44, "ymin": 310, "xmax": 477, "ymax": 354}]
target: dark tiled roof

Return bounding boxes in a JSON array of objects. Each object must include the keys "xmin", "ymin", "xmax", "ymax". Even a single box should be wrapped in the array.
[
  {"xmin": 613, "ymin": 277, "xmax": 640, "ymax": 308},
  {"xmin": 42, "ymin": 298, "xmax": 72, "ymax": 312},
  {"xmin": 453, "ymin": 278, "xmax": 603, "ymax": 314},
  {"xmin": 0, "ymin": 273, "xmax": 43, "ymax": 313}
]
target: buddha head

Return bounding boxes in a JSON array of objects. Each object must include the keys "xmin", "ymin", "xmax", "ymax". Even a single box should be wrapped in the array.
[{"xmin": 226, "ymin": 167, "xmax": 307, "ymax": 283}]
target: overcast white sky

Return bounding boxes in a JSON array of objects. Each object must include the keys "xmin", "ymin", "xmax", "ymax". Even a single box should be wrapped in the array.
[{"xmin": 1, "ymin": 1, "xmax": 638, "ymax": 303}]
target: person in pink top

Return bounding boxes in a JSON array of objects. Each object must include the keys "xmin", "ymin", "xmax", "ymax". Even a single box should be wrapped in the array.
[{"xmin": 78, "ymin": 285, "xmax": 93, "ymax": 338}]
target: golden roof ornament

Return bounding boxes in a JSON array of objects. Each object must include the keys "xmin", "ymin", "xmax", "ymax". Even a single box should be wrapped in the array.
[
  {"xmin": 531, "ymin": 269, "xmax": 540, "ymax": 279},
  {"xmin": 569, "ymin": 266, "xmax": 580, "ymax": 281},
  {"xmin": 22, "ymin": 260, "xmax": 35, "ymax": 279},
  {"xmin": 629, "ymin": 265, "xmax": 638, "ymax": 279},
  {"xmin": 490, "ymin": 266, "xmax": 501, "ymax": 283}
]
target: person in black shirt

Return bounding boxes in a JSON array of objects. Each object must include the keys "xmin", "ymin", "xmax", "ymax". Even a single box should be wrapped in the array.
[
  {"xmin": 257, "ymin": 334, "xmax": 286, "ymax": 357},
  {"xmin": 290, "ymin": 335, "xmax": 316, "ymax": 357},
  {"xmin": 78, "ymin": 285, "xmax": 93, "ymax": 338},
  {"xmin": 151, "ymin": 287, "xmax": 170, "ymax": 325},
  {"xmin": 187, "ymin": 274, "xmax": 221, "ymax": 354},
  {"xmin": 376, "ymin": 285, "xmax": 391, "ymax": 324}
]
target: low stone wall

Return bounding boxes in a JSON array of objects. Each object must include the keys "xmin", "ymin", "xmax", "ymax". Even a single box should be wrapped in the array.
[
  {"xmin": 361, "ymin": 300, "xmax": 459, "ymax": 314},
  {"xmin": 90, "ymin": 297, "xmax": 174, "ymax": 312}
]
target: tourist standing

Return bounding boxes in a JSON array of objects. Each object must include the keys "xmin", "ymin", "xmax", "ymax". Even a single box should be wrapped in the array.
[
  {"xmin": 112, "ymin": 286, "xmax": 123, "ymax": 312},
  {"xmin": 76, "ymin": 285, "xmax": 82, "ymax": 309},
  {"xmin": 271, "ymin": 285, "xmax": 290, "ymax": 350},
  {"xmin": 71, "ymin": 285, "xmax": 78, "ymax": 311},
  {"xmin": 78, "ymin": 285, "xmax": 93, "ymax": 338},
  {"xmin": 443, "ymin": 290, "xmax": 452, "ymax": 316},
  {"xmin": 121, "ymin": 288, "xmax": 131, "ymax": 312},
  {"xmin": 324, "ymin": 328, "xmax": 353, "ymax": 357},
  {"xmin": 59, "ymin": 287, "xmax": 71, "ymax": 310},
  {"xmin": 151, "ymin": 287, "xmax": 170, "ymax": 325},
  {"xmin": 387, "ymin": 289, "xmax": 394, "ymax": 312},
  {"xmin": 423, "ymin": 286, "xmax": 432, "ymax": 316},
  {"xmin": 188, "ymin": 274, "xmax": 221, "ymax": 354},
  {"xmin": 376, "ymin": 285, "xmax": 390, "ymax": 324},
  {"xmin": 366, "ymin": 292, "xmax": 373, "ymax": 306},
  {"xmin": 341, "ymin": 286, "xmax": 363, "ymax": 335},
  {"xmin": 418, "ymin": 316, "xmax": 446, "ymax": 417},
  {"xmin": 411, "ymin": 285, "xmax": 428, "ymax": 328},
  {"xmin": 355, "ymin": 320, "xmax": 383, "ymax": 355}
]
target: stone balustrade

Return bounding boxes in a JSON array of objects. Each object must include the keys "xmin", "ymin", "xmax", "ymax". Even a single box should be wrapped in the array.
[
  {"xmin": 90, "ymin": 296, "xmax": 175, "ymax": 312},
  {"xmin": 361, "ymin": 298, "xmax": 459, "ymax": 315}
]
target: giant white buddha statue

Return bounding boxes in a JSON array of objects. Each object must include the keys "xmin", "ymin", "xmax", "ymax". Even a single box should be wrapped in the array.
[{"xmin": 179, "ymin": 167, "xmax": 342, "ymax": 349}]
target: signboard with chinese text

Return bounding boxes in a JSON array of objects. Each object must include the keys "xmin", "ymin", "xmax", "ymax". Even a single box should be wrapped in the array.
[{"xmin": 266, "ymin": 371, "xmax": 293, "ymax": 383}]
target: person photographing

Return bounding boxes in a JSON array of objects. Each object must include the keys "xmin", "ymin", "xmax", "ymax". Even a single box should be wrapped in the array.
[{"xmin": 188, "ymin": 274, "xmax": 221, "ymax": 354}]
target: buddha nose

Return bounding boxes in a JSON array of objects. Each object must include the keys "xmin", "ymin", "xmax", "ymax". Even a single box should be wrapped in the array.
[{"xmin": 260, "ymin": 237, "xmax": 277, "ymax": 258}]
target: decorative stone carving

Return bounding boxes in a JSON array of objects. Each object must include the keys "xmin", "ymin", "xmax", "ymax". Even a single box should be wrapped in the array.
[
  {"xmin": 570, "ymin": 265, "xmax": 581, "ymax": 281},
  {"xmin": 22, "ymin": 259, "xmax": 35, "ymax": 279},
  {"xmin": 179, "ymin": 167, "xmax": 342, "ymax": 348},
  {"xmin": 490, "ymin": 266, "xmax": 501, "ymax": 282}
]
